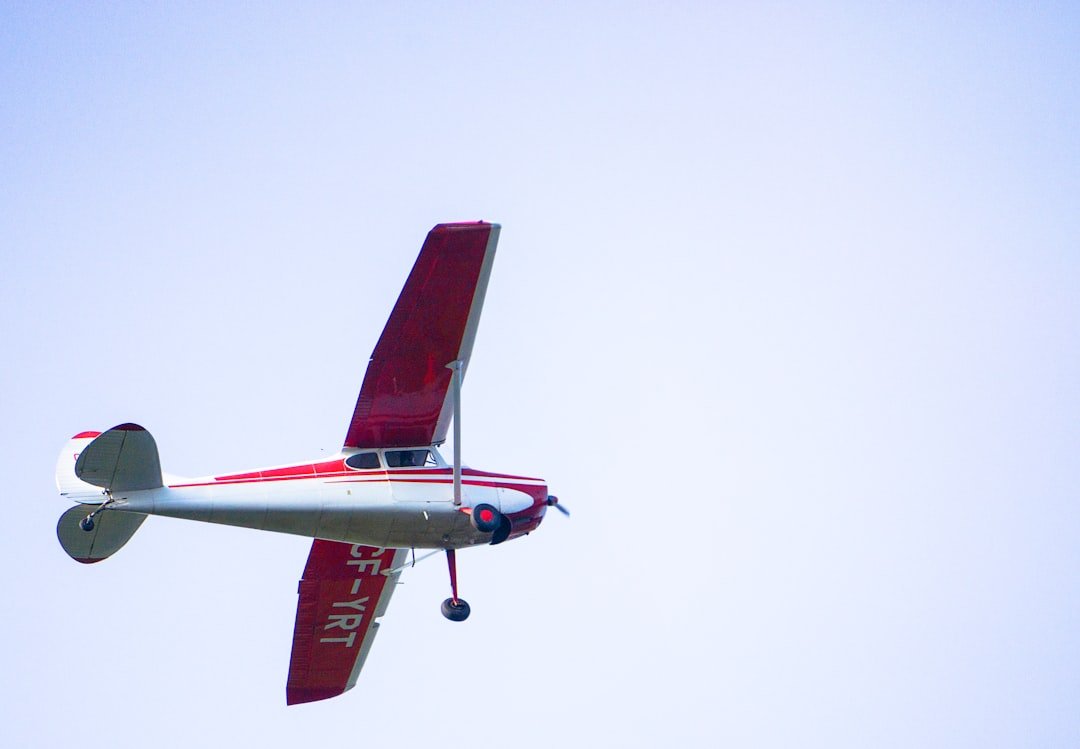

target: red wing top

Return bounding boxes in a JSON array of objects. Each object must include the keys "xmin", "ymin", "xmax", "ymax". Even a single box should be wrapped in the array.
[
  {"xmin": 286, "ymin": 541, "xmax": 408, "ymax": 705},
  {"xmin": 344, "ymin": 222, "xmax": 500, "ymax": 449}
]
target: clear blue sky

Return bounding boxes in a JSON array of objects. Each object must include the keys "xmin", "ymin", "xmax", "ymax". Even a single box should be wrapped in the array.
[{"xmin": 2, "ymin": 3, "xmax": 1078, "ymax": 747}]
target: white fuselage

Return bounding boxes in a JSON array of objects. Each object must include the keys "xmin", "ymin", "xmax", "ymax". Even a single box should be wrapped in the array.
[{"xmin": 107, "ymin": 449, "xmax": 545, "ymax": 550}]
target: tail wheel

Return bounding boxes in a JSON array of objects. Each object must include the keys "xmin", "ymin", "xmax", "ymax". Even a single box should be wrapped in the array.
[
  {"xmin": 470, "ymin": 503, "xmax": 502, "ymax": 534},
  {"xmin": 441, "ymin": 598, "xmax": 471, "ymax": 622}
]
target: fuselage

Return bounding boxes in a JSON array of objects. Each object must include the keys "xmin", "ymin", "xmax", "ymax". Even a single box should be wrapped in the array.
[{"xmin": 110, "ymin": 445, "xmax": 549, "ymax": 550}]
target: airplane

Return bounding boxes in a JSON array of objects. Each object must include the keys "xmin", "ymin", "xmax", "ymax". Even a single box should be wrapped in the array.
[{"xmin": 54, "ymin": 221, "xmax": 565, "ymax": 705}]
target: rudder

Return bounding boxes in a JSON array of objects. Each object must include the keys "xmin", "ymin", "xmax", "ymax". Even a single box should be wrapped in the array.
[{"xmin": 55, "ymin": 431, "xmax": 106, "ymax": 503}]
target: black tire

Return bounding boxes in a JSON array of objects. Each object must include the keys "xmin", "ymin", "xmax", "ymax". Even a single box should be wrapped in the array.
[
  {"xmin": 471, "ymin": 503, "xmax": 502, "ymax": 534},
  {"xmin": 80, "ymin": 516, "xmax": 95, "ymax": 532},
  {"xmin": 441, "ymin": 598, "xmax": 471, "ymax": 622}
]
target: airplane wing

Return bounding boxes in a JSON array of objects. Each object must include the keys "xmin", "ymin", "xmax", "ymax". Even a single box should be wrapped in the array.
[
  {"xmin": 344, "ymin": 222, "xmax": 500, "ymax": 448},
  {"xmin": 286, "ymin": 541, "xmax": 409, "ymax": 705}
]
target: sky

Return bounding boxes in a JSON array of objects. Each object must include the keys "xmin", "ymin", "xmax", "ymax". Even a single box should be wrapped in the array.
[{"xmin": 2, "ymin": 2, "xmax": 1078, "ymax": 746}]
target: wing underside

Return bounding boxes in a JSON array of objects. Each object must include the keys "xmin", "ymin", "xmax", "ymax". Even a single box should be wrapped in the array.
[
  {"xmin": 286, "ymin": 541, "xmax": 408, "ymax": 705},
  {"xmin": 343, "ymin": 222, "xmax": 499, "ymax": 448}
]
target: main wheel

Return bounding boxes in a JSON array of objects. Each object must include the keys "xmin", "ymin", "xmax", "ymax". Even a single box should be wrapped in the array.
[
  {"xmin": 79, "ymin": 516, "xmax": 95, "ymax": 532},
  {"xmin": 441, "ymin": 597, "xmax": 471, "ymax": 622}
]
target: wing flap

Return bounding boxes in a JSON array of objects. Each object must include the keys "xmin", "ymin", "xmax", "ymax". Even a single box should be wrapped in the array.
[
  {"xmin": 286, "ymin": 542, "xmax": 408, "ymax": 705},
  {"xmin": 344, "ymin": 222, "xmax": 499, "ymax": 448}
]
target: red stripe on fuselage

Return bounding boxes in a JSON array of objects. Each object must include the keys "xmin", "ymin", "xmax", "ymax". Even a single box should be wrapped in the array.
[
  {"xmin": 196, "ymin": 463, "xmax": 541, "ymax": 488},
  {"xmin": 168, "ymin": 474, "xmax": 542, "ymax": 494}
]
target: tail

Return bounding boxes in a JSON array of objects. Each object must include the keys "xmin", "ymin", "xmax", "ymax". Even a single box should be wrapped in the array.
[{"xmin": 55, "ymin": 424, "xmax": 162, "ymax": 563}]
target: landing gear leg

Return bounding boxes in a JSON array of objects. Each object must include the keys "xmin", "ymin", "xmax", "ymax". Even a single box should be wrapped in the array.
[
  {"xmin": 440, "ymin": 548, "xmax": 470, "ymax": 621},
  {"xmin": 80, "ymin": 496, "xmax": 115, "ymax": 532}
]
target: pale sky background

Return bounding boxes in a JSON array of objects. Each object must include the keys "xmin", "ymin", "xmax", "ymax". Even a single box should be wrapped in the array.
[{"xmin": 2, "ymin": 3, "xmax": 1078, "ymax": 747}]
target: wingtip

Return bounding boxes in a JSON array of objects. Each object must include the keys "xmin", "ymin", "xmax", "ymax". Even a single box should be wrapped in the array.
[
  {"xmin": 286, "ymin": 686, "xmax": 346, "ymax": 706},
  {"xmin": 431, "ymin": 220, "xmax": 498, "ymax": 232}
]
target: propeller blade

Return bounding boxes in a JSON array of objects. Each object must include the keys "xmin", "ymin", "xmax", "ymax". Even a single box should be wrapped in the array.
[{"xmin": 546, "ymin": 495, "xmax": 569, "ymax": 517}]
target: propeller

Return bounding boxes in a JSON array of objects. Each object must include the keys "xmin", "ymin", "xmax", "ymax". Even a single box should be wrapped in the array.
[{"xmin": 546, "ymin": 495, "xmax": 570, "ymax": 517}]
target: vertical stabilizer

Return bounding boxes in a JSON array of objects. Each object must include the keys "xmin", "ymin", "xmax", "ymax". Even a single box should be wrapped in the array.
[{"xmin": 55, "ymin": 431, "xmax": 106, "ymax": 503}]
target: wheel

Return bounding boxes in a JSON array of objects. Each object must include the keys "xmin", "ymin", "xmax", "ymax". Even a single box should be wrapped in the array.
[
  {"xmin": 441, "ymin": 597, "xmax": 471, "ymax": 622},
  {"xmin": 79, "ymin": 516, "xmax": 95, "ymax": 532},
  {"xmin": 471, "ymin": 503, "xmax": 502, "ymax": 533}
]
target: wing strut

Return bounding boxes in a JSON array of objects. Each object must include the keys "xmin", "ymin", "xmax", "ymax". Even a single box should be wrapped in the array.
[{"xmin": 447, "ymin": 359, "xmax": 463, "ymax": 506}]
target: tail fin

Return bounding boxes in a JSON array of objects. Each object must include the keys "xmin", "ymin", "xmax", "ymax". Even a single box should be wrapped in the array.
[
  {"xmin": 57, "ymin": 505, "xmax": 146, "ymax": 564},
  {"xmin": 56, "ymin": 431, "xmax": 107, "ymax": 503}
]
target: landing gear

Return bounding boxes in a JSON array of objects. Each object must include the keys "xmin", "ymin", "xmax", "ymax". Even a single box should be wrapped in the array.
[
  {"xmin": 441, "ymin": 548, "xmax": 470, "ymax": 622},
  {"xmin": 441, "ymin": 598, "xmax": 471, "ymax": 621},
  {"xmin": 79, "ymin": 495, "xmax": 115, "ymax": 532}
]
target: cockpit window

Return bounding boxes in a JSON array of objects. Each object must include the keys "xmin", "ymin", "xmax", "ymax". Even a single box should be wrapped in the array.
[
  {"xmin": 385, "ymin": 449, "xmax": 434, "ymax": 468},
  {"xmin": 345, "ymin": 452, "xmax": 381, "ymax": 470}
]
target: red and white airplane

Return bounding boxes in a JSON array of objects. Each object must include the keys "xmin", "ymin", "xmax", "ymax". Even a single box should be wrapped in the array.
[{"xmin": 54, "ymin": 222, "xmax": 564, "ymax": 705}]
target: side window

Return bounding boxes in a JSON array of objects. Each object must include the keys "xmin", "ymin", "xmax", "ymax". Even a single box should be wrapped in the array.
[
  {"xmin": 385, "ymin": 449, "xmax": 431, "ymax": 468},
  {"xmin": 345, "ymin": 452, "xmax": 381, "ymax": 470}
]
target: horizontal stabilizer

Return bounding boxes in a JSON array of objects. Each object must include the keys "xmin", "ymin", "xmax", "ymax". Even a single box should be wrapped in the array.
[
  {"xmin": 75, "ymin": 423, "xmax": 163, "ymax": 492},
  {"xmin": 56, "ymin": 505, "xmax": 146, "ymax": 564}
]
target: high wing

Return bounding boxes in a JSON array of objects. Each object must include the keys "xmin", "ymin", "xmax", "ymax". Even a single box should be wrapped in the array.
[
  {"xmin": 344, "ymin": 222, "xmax": 499, "ymax": 448},
  {"xmin": 286, "ymin": 542, "xmax": 409, "ymax": 705}
]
